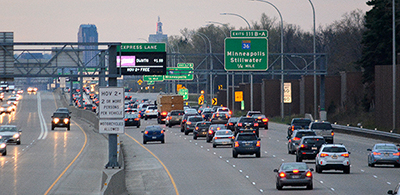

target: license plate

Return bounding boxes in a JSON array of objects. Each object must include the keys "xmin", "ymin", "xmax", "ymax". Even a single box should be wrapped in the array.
[
  {"xmin": 332, "ymin": 155, "xmax": 338, "ymax": 159},
  {"xmin": 152, "ymin": 136, "xmax": 156, "ymax": 139},
  {"xmin": 312, "ymin": 147, "xmax": 317, "ymax": 150},
  {"xmin": 385, "ymin": 153, "xmax": 389, "ymax": 157},
  {"xmin": 201, "ymin": 132, "xmax": 206, "ymax": 135},
  {"xmin": 292, "ymin": 175, "xmax": 300, "ymax": 179}
]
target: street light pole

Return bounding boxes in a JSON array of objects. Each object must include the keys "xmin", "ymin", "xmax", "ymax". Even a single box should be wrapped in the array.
[
  {"xmin": 251, "ymin": 0, "xmax": 284, "ymax": 120},
  {"xmin": 205, "ymin": 21, "xmax": 228, "ymax": 37},
  {"xmin": 393, "ymin": 0, "xmax": 396, "ymax": 132},
  {"xmin": 308, "ymin": 0, "xmax": 317, "ymax": 120},
  {"xmin": 196, "ymin": 32, "xmax": 213, "ymax": 105}
]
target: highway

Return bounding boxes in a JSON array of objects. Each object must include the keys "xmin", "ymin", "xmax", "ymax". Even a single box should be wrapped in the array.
[
  {"xmin": 0, "ymin": 91, "xmax": 107, "ymax": 195},
  {"xmin": 122, "ymin": 107, "xmax": 400, "ymax": 194},
  {"xmin": 0, "ymin": 91, "xmax": 399, "ymax": 194}
]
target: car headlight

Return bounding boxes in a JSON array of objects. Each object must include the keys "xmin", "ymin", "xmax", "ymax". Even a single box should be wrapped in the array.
[
  {"xmin": 0, "ymin": 143, "xmax": 6, "ymax": 149},
  {"xmin": 63, "ymin": 118, "xmax": 69, "ymax": 124},
  {"xmin": 13, "ymin": 133, "xmax": 20, "ymax": 139},
  {"xmin": 53, "ymin": 118, "xmax": 60, "ymax": 124}
]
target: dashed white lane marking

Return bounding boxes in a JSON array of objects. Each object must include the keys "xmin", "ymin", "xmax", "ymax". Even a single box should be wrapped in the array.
[
  {"xmin": 373, "ymin": 175, "xmax": 377, "ymax": 178},
  {"xmin": 331, "ymin": 188, "xmax": 335, "ymax": 191}
]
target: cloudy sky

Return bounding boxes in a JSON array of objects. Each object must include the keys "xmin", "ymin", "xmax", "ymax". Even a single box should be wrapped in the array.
[{"xmin": 0, "ymin": 0, "xmax": 370, "ymax": 42}]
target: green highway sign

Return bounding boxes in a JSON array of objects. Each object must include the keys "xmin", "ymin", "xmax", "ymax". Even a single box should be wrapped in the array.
[
  {"xmin": 118, "ymin": 43, "xmax": 166, "ymax": 52},
  {"xmin": 177, "ymin": 63, "xmax": 194, "ymax": 68},
  {"xmin": 178, "ymin": 88, "xmax": 189, "ymax": 100},
  {"xmin": 164, "ymin": 67, "xmax": 193, "ymax": 80},
  {"xmin": 147, "ymin": 81, "xmax": 155, "ymax": 85},
  {"xmin": 224, "ymin": 38, "xmax": 268, "ymax": 71},
  {"xmin": 231, "ymin": 30, "xmax": 268, "ymax": 38},
  {"xmin": 143, "ymin": 75, "xmax": 163, "ymax": 81}
]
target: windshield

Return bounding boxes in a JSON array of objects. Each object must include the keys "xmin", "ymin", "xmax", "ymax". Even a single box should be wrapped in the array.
[
  {"xmin": 53, "ymin": 112, "xmax": 69, "ymax": 118},
  {"xmin": 311, "ymin": 123, "xmax": 332, "ymax": 130},
  {"xmin": 375, "ymin": 145, "xmax": 397, "ymax": 150},
  {"xmin": 240, "ymin": 118, "xmax": 255, "ymax": 123},
  {"xmin": 295, "ymin": 131, "xmax": 316, "ymax": 138},
  {"xmin": 197, "ymin": 123, "xmax": 211, "ymax": 128},
  {"xmin": 322, "ymin": 147, "xmax": 347, "ymax": 153},
  {"xmin": 281, "ymin": 163, "xmax": 308, "ymax": 170},
  {"xmin": 303, "ymin": 138, "xmax": 325, "ymax": 145},
  {"xmin": 216, "ymin": 130, "xmax": 233, "ymax": 136},
  {"xmin": 237, "ymin": 134, "xmax": 257, "ymax": 141},
  {"xmin": 0, "ymin": 126, "xmax": 17, "ymax": 132},
  {"xmin": 292, "ymin": 119, "xmax": 312, "ymax": 126},
  {"xmin": 189, "ymin": 117, "xmax": 203, "ymax": 122}
]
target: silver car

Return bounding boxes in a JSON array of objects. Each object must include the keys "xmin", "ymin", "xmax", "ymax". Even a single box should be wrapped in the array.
[
  {"xmin": 368, "ymin": 143, "xmax": 400, "ymax": 167},
  {"xmin": 0, "ymin": 125, "xmax": 21, "ymax": 145},
  {"xmin": 212, "ymin": 129, "xmax": 235, "ymax": 148}
]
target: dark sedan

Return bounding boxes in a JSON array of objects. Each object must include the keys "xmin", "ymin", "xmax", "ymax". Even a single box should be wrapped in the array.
[
  {"xmin": 287, "ymin": 118, "xmax": 312, "ymax": 137},
  {"xmin": 193, "ymin": 121, "xmax": 211, "ymax": 140},
  {"xmin": 251, "ymin": 114, "xmax": 269, "ymax": 129},
  {"xmin": 274, "ymin": 162, "xmax": 313, "ymax": 190},
  {"xmin": 142, "ymin": 125, "xmax": 165, "ymax": 144},
  {"xmin": 124, "ymin": 113, "xmax": 141, "ymax": 128},
  {"xmin": 226, "ymin": 117, "xmax": 239, "ymax": 131},
  {"xmin": 296, "ymin": 136, "xmax": 326, "ymax": 162},
  {"xmin": 206, "ymin": 124, "xmax": 226, "ymax": 142},
  {"xmin": 368, "ymin": 143, "xmax": 400, "ymax": 167}
]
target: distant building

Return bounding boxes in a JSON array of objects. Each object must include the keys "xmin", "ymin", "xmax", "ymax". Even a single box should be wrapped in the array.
[
  {"xmin": 77, "ymin": 24, "xmax": 98, "ymax": 67},
  {"xmin": 148, "ymin": 17, "xmax": 168, "ymax": 43}
]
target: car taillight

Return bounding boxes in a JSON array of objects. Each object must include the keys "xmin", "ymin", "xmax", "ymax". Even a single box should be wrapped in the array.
[
  {"xmin": 238, "ymin": 123, "xmax": 243, "ymax": 127},
  {"xmin": 341, "ymin": 153, "xmax": 349, "ymax": 157},
  {"xmin": 300, "ymin": 144, "xmax": 306, "ymax": 148},
  {"xmin": 161, "ymin": 112, "xmax": 167, "ymax": 116},
  {"xmin": 262, "ymin": 118, "xmax": 268, "ymax": 122},
  {"xmin": 144, "ymin": 131, "xmax": 148, "ymax": 134},
  {"xmin": 228, "ymin": 122, "xmax": 233, "ymax": 126},
  {"xmin": 293, "ymin": 137, "xmax": 301, "ymax": 141},
  {"xmin": 279, "ymin": 172, "xmax": 286, "ymax": 178},
  {"xmin": 182, "ymin": 120, "xmax": 186, "ymax": 123},
  {"xmin": 291, "ymin": 125, "xmax": 295, "ymax": 131},
  {"xmin": 256, "ymin": 140, "xmax": 261, "ymax": 147},
  {"xmin": 231, "ymin": 136, "xmax": 235, "ymax": 139},
  {"xmin": 393, "ymin": 152, "xmax": 400, "ymax": 156},
  {"xmin": 215, "ymin": 137, "xmax": 219, "ymax": 140},
  {"xmin": 195, "ymin": 127, "xmax": 199, "ymax": 130},
  {"xmin": 161, "ymin": 130, "xmax": 164, "ymax": 134},
  {"xmin": 208, "ymin": 130, "xmax": 213, "ymax": 134},
  {"xmin": 254, "ymin": 123, "xmax": 259, "ymax": 127},
  {"xmin": 293, "ymin": 169, "xmax": 299, "ymax": 174},
  {"xmin": 320, "ymin": 153, "xmax": 329, "ymax": 157},
  {"xmin": 331, "ymin": 131, "xmax": 334, "ymax": 136},
  {"xmin": 229, "ymin": 111, "xmax": 232, "ymax": 115},
  {"xmin": 134, "ymin": 118, "xmax": 140, "ymax": 121},
  {"xmin": 138, "ymin": 114, "xmax": 141, "ymax": 118},
  {"xmin": 373, "ymin": 152, "xmax": 381, "ymax": 155},
  {"xmin": 306, "ymin": 171, "xmax": 312, "ymax": 177},
  {"xmin": 124, "ymin": 118, "xmax": 128, "ymax": 121},
  {"xmin": 202, "ymin": 115, "xmax": 205, "ymax": 118},
  {"xmin": 146, "ymin": 110, "xmax": 150, "ymax": 113},
  {"xmin": 187, "ymin": 121, "xmax": 192, "ymax": 125},
  {"xmin": 234, "ymin": 141, "xmax": 239, "ymax": 147}
]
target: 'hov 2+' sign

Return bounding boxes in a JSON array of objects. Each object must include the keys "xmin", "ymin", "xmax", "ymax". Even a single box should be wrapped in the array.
[{"xmin": 99, "ymin": 87, "xmax": 124, "ymax": 119}]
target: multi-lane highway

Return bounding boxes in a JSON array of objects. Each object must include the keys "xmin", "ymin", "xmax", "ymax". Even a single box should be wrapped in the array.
[
  {"xmin": 0, "ymin": 91, "xmax": 107, "ymax": 195},
  {"xmin": 122, "ymin": 106, "xmax": 400, "ymax": 194}
]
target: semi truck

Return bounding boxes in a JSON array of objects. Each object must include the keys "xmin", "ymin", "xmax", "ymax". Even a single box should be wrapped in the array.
[{"xmin": 157, "ymin": 94, "xmax": 184, "ymax": 124}]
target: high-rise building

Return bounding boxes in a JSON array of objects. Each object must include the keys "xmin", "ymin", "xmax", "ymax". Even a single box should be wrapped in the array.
[
  {"xmin": 148, "ymin": 17, "xmax": 168, "ymax": 43},
  {"xmin": 78, "ymin": 24, "xmax": 98, "ymax": 67}
]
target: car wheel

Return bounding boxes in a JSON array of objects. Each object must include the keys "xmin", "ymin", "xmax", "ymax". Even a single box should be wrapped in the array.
[
  {"xmin": 161, "ymin": 139, "xmax": 165, "ymax": 144},
  {"xmin": 51, "ymin": 125, "xmax": 54, "ymax": 130},
  {"xmin": 256, "ymin": 151, "xmax": 261, "ymax": 158},
  {"xmin": 184, "ymin": 130, "xmax": 189, "ymax": 135},
  {"xmin": 296, "ymin": 155, "xmax": 302, "ymax": 162},
  {"xmin": 180, "ymin": 127, "xmax": 184, "ymax": 132},
  {"xmin": 17, "ymin": 140, "xmax": 21, "ymax": 145},
  {"xmin": 370, "ymin": 163, "xmax": 375, "ymax": 167},
  {"xmin": 395, "ymin": 164, "xmax": 400, "ymax": 168},
  {"xmin": 2, "ymin": 151, "xmax": 6, "ymax": 156},
  {"xmin": 193, "ymin": 135, "xmax": 197, "ymax": 140},
  {"xmin": 233, "ymin": 150, "xmax": 238, "ymax": 158},
  {"xmin": 307, "ymin": 182, "xmax": 313, "ymax": 190},
  {"xmin": 67, "ymin": 126, "xmax": 70, "ymax": 131},
  {"xmin": 343, "ymin": 166, "xmax": 350, "ymax": 174},
  {"xmin": 206, "ymin": 137, "xmax": 211, "ymax": 143},
  {"xmin": 265, "ymin": 126, "xmax": 268, "ymax": 130},
  {"xmin": 145, "ymin": 116, "xmax": 148, "ymax": 120},
  {"xmin": 143, "ymin": 140, "xmax": 146, "ymax": 144},
  {"xmin": 168, "ymin": 124, "xmax": 171, "ymax": 128},
  {"xmin": 137, "ymin": 125, "xmax": 140, "ymax": 128},
  {"xmin": 316, "ymin": 164, "xmax": 322, "ymax": 173},
  {"xmin": 276, "ymin": 183, "xmax": 283, "ymax": 190},
  {"xmin": 213, "ymin": 144, "xmax": 216, "ymax": 148}
]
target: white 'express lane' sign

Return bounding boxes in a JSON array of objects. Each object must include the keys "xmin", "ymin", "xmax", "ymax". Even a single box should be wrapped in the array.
[{"xmin": 99, "ymin": 87, "xmax": 124, "ymax": 119}]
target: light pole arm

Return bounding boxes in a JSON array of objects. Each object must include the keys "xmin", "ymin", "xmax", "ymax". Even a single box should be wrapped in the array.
[{"xmin": 220, "ymin": 13, "xmax": 251, "ymax": 30}]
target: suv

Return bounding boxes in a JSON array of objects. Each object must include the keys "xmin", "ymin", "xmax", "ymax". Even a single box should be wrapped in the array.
[
  {"xmin": 143, "ymin": 105, "xmax": 158, "ymax": 120},
  {"xmin": 232, "ymin": 132, "xmax": 261, "ymax": 158},
  {"xmin": 193, "ymin": 121, "xmax": 211, "ymax": 140},
  {"xmin": 180, "ymin": 113, "xmax": 199, "ymax": 132},
  {"xmin": 246, "ymin": 110, "xmax": 261, "ymax": 117},
  {"xmin": 251, "ymin": 114, "xmax": 268, "ymax": 129},
  {"xmin": 295, "ymin": 136, "xmax": 325, "ymax": 162},
  {"xmin": 315, "ymin": 144, "xmax": 351, "ymax": 174},
  {"xmin": 210, "ymin": 112, "xmax": 229, "ymax": 124},
  {"xmin": 184, "ymin": 116, "xmax": 204, "ymax": 135},
  {"xmin": 166, "ymin": 110, "xmax": 184, "ymax": 127},
  {"xmin": 235, "ymin": 116, "xmax": 259, "ymax": 137},
  {"xmin": 201, "ymin": 108, "xmax": 213, "ymax": 121},
  {"xmin": 51, "ymin": 111, "xmax": 71, "ymax": 131},
  {"xmin": 309, "ymin": 121, "xmax": 334, "ymax": 144},
  {"xmin": 287, "ymin": 130, "xmax": 317, "ymax": 154},
  {"xmin": 287, "ymin": 118, "xmax": 312, "ymax": 137}
]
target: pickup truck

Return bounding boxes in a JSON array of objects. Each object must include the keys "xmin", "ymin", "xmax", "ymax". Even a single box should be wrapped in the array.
[{"xmin": 309, "ymin": 121, "xmax": 334, "ymax": 144}]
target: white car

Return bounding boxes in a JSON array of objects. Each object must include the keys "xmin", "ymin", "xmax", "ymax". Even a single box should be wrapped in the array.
[
  {"xmin": 143, "ymin": 105, "xmax": 158, "ymax": 120},
  {"xmin": 315, "ymin": 144, "xmax": 351, "ymax": 174}
]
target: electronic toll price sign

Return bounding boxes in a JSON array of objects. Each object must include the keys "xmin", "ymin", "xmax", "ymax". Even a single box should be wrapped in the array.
[{"xmin": 118, "ymin": 43, "xmax": 167, "ymax": 75}]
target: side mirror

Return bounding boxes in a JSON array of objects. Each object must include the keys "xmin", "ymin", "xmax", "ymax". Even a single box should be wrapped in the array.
[
  {"xmin": 273, "ymin": 169, "xmax": 278, "ymax": 173},
  {"xmin": 287, "ymin": 136, "xmax": 290, "ymax": 140},
  {"xmin": 387, "ymin": 190, "xmax": 393, "ymax": 194},
  {"xmin": 348, "ymin": 151, "xmax": 351, "ymax": 154},
  {"xmin": 309, "ymin": 168, "xmax": 314, "ymax": 172},
  {"xmin": 367, "ymin": 149, "xmax": 372, "ymax": 151},
  {"xmin": 141, "ymin": 131, "xmax": 144, "ymax": 133}
]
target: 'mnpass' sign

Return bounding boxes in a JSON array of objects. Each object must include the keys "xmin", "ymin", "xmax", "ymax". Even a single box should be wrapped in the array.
[{"xmin": 224, "ymin": 38, "xmax": 268, "ymax": 71}]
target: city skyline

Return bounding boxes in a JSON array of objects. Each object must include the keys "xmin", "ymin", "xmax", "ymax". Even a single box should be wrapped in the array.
[{"xmin": 1, "ymin": 0, "xmax": 370, "ymax": 43}]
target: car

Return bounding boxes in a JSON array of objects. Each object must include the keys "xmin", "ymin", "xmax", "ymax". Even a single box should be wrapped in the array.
[
  {"xmin": 0, "ymin": 104, "xmax": 15, "ymax": 114},
  {"xmin": 27, "ymin": 87, "xmax": 38, "ymax": 93},
  {"xmin": 315, "ymin": 144, "xmax": 351, "ymax": 174},
  {"xmin": 367, "ymin": 143, "xmax": 400, "ymax": 167},
  {"xmin": 226, "ymin": 117, "xmax": 239, "ymax": 131},
  {"xmin": 274, "ymin": 162, "xmax": 314, "ymax": 190},
  {"xmin": 235, "ymin": 116, "xmax": 259, "ymax": 137},
  {"xmin": 0, "ymin": 92, "xmax": 4, "ymax": 101},
  {"xmin": 144, "ymin": 105, "xmax": 158, "ymax": 120},
  {"xmin": 166, "ymin": 110, "xmax": 184, "ymax": 127},
  {"xmin": 184, "ymin": 116, "xmax": 204, "ymax": 135},
  {"xmin": 388, "ymin": 183, "xmax": 400, "ymax": 194},
  {"xmin": 287, "ymin": 130, "xmax": 317, "ymax": 154},
  {"xmin": 216, "ymin": 107, "xmax": 232, "ymax": 116},
  {"xmin": 201, "ymin": 108, "xmax": 213, "ymax": 121},
  {"xmin": 309, "ymin": 121, "xmax": 334, "ymax": 144},
  {"xmin": 0, "ymin": 136, "xmax": 6, "ymax": 156},
  {"xmin": 83, "ymin": 104, "xmax": 97, "ymax": 112},
  {"xmin": 124, "ymin": 113, "xmax": 141, "ymax": 128},
  {"xmin": 51, "ymin": 111, "xmax": 71, "ymax": 130},
  {"xmin": 232, "ymin": 132, "xmax": 261, "ymax": 158},
  {"xmin": 138, "ymin": 103, "xmax": 149, "ymax": 118},
  {"xmin": 210, "ymin": 112, "xmax": 229, "ymax": 124},
  {"xmin": 287, "ymin": 118, "xmax": 312, "ymax": 137},
  {"xmin": 212, "ymin": 130, "xmax": 235, "ymax": 148},
  {"xmin": 142, "ymin": 125, "xmax": 165, "ymax": 144},
  {"xmin": 295, "ymin": 136, "xmax": 325, "ymax": 162},
  {"xmin": 7, "ymin": 97, "xmax": 18, "ymax": 106},
  {"xmin": 193, "ymin": 121, "xmax": 211, "ymax": 140},
  {"xmin": 251, "ymin": 114, "xmax": 269, "ymax": 129},
  {"xmin": 0, "ymin": 125, "xmax": 22, "ymax": 145},
  {"xmin": 246, "ymin": 110, "xmax": 261, "ymax": 117},
  {"xmin": 124, "ymin": 92, "xmax": 132, "ymax": 100},
  {"xmin": 180, "ymin": 113, "xmax": 199, "ymax": 132},
  {"xmin": 184, "ymin": 108, "xmax": 198, "ymax": 115},
  {"xmin": 206, "ymin": 124, "xmax": 227, "ymax": 142}
]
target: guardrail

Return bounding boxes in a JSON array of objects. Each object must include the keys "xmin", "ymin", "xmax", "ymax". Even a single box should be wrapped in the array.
[{"xmin": 332, "ymin": 124, "xmax": 400, "ymax": 143}]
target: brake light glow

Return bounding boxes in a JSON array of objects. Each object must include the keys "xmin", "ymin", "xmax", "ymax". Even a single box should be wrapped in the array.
[
  {"xmin": 229, "ymin": 111, "xmax": 232, "ymax": 115},
  {"xmin": 262, "ymin": 118, "xmax": 268, "ymax": 122},
  {"xmin": 208, "ymin": 130, "xmax": 213, "ymax": 134},
  {"xmin": 373, "ymin": 152, "xmax": 381, "ymax": 155},
  {"xmin": 293, "ymin": 137, "xmax": 301, "ymax": 141},
  {"xmin": 300, "ymin": 144, "xmax": 306, "ymax": 148},
  {"xmin": 228, "ymin": 122, "xmax": 233, "ymax": 126},
  {"xmin": 331, "ymin": 131, "xmax": 334, "ymax": 136},
  {"xmin": 134, "ymin": 118, "xmax": 140, "ymax": 121},
  {"xmin": 320, "ymin": 153, "xmax": 329, "ymax": 157},
  {"xmin": 341, "ymin": 153, "xmax": 349, "ymax": 157},
  {"xmin": 293, "ymin": 169, "xmax": 299, "ymax": 174},
  {"xmin": 234, "ymin": 141, "xmax": 239, "ymax": 147},
  {"xmin": 124, "ymin": 118, "xmax": 128, "ymax": 121},
  {"xmin": 161, "ymin": 111, "xmax": 168, "ymax": 116},
  {"xmin": 238, "ymin": 123, "xmax": 243, "ymax": 127},
  {"xmin": 187, "ymin": 121, "xmax": 192, "ymax": 125},
  {"xmin": 144, "ymin": 131, "xmax": 148, "ymax": 134},
  {"xmin": 279, "ymin": 172, "xmax": 286, "ymax": 178},
  {"xmin": 195, "ymin": 127, "xmax": 199, "ymax": 130},
  {"xmin": 256, "ymin": 140, "xmax": 261, "ymax": 147},
  {"xmin": 161, "ymin": 130, "xmax": 165, "ymax": 134},
  {"xmin": 306, "ymin": 171, "xmax": 312, "ymax": 177},
  {"xmin": 393, "ymin": 152, "xmax": 400, "ymax": 156},
  {"xmin": 254, "ymin": 123, "xmax": 259, "ymax": 127}
]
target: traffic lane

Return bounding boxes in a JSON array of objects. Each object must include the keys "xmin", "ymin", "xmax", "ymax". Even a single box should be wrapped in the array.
[
  {"xmin": 263, "ymin": 122, "xmax": 399, "ymax": 194},
  {"xmin": 0, "ymin": 91, "xmax": 89, "ymax": 194},
  {"xmin": 123, "ymin": 119, "xmax": 262, "ymax": 195}
]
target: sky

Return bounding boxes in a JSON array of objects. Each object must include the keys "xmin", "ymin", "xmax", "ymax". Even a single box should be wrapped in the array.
[{"xmin": 0, "ymin": 0, "xmax": 371, "ymax": 43}]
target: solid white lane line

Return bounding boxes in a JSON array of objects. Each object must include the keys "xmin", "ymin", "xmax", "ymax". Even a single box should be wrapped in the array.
[{"xmin": 37, "ymin": 94, "xmax": 44, "ymax": 140}]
